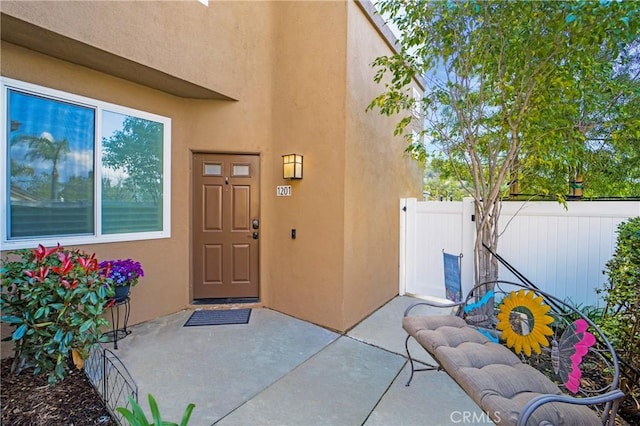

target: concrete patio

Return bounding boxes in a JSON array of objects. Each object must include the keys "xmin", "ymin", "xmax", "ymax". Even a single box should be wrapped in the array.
[{"xmin": 111, "ymin": 296, "xmax": 492, "ymax": 426}]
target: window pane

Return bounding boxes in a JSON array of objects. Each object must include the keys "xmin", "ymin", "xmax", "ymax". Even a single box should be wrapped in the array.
[
  {"xmin": 232, "ymin": 164, "xmax": 250, "ymax": 176},
  {"xmin": 203, "ymin": 163, "xmax": 222, "ymax": 176},
  {"xmin": 101, "ymin": 111, "xmax": 163, "ymax": 234},
  {"xmin": 7, "ymin": 90, "xmax": 94, "ymax": 239}
]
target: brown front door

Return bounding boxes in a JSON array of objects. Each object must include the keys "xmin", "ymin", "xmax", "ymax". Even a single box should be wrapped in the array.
[{"xmin": 192, "ymin": 153, "xmax": 260, "ymax": 299}]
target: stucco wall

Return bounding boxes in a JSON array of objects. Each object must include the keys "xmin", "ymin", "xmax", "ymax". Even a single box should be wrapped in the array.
[
  {"xmin": 1, "ymin": 1, "xmax": 422, "ymax": 334},
  {"xmin": 0, "ymin": 0, "xmax": 246, "ymax": 98},
  {"xmin": 1, "ymin": 41, "xmax": 192, "ymax": 325},
  {"xmin": 0, "ymin": 0, "xmax": 276, "ymax": 326},
  {"xmin": 266, "ymin": 1, "xmax": 349, "ymax": 331},
  {"xmin": 343, "ymin": 2, "xmax": 423, "ymax": 329}
]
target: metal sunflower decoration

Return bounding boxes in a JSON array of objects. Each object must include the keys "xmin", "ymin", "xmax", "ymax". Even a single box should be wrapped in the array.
[{"xmin": 496, "ymin": 290, "xmax": 554, "ymax": 356}]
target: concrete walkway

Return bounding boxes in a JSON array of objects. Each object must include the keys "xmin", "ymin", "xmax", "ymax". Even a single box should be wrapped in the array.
[{"xmin": 112, "ymin": 296, "xmax": 492, "ymax": 426}]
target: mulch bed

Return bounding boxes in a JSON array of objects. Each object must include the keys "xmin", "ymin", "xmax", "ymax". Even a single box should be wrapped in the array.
[{"xmin": 1, "ymin": 357, "xmax": 115, "ymax": 426}]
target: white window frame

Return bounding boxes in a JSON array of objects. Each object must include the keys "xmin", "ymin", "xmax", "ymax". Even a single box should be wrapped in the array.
[{"xmin": 1, "ymin": 77, "xmax": 171, "ymax": 250}]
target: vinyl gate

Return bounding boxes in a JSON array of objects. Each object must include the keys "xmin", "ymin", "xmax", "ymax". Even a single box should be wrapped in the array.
[{"xmin": 400, "ymin": 198, "xmax": 640, "ymax": 308}]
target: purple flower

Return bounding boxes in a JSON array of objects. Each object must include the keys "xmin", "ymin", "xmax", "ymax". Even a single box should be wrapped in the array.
[{"xmin": 99, "ymin": 259, "xmax": 144, "ymax": 286}]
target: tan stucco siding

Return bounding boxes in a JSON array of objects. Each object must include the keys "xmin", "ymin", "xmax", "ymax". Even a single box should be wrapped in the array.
[
  {"xmin": 0, "ymin": 0, "xmax": 253, "ymax": 99},
  {"xmin": 1, "ymin": 1, "xmax": 422, "ymax": 334},
  {"xmin": 266, "ymin": 1, "xmax": 349, "ymax": 331},
  {"xmin": 343, "ymin": 2, "xmax": 423, "ymax": 329},
  {"xmin": 1, "ymin": 41, "xmax": 192, "ymax": 325},
  {"xmin": 0, "ymin": 1, "xmax": 276, "ymax": 325}
]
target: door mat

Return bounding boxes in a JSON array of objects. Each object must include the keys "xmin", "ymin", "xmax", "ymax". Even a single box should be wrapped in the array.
[
  {"xmin": 184, "ymin": 309, "xmax": 251, "ymax": 327},
  {"xmin": 192, "ymin": 297, "xmax": 258, "ymax": 305}
]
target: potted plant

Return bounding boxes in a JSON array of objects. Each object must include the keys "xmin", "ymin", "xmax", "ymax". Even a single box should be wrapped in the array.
[{"xmin": 99, "ymin": 258, "xmax": 144, "ymax": 302}]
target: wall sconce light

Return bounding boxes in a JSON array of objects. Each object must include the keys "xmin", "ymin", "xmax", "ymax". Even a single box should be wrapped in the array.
[{"xmin": 282, "ymin": 154, "xmax": 303, "ymax": 179}]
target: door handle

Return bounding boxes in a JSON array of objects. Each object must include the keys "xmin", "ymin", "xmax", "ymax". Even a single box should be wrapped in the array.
[
  {"xmin": 252, "ymin": 219, "xmax": 259, "ymax": 229},
  {"xmin": 252, "ymin": 231, "xmax": 259, "ymax": 240}
]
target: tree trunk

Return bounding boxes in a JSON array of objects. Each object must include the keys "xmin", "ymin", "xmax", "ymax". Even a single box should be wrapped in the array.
[
  {"xmin": 51, "ymin": 164, "xmax": 58, "ymax": 201},
  {"xmin": 474, "ymin": 198, "xmax": 500, "ymax": 293},
  {"xmin": 509, "ymin": 155, "xmax": 519, "ymax": 198}
]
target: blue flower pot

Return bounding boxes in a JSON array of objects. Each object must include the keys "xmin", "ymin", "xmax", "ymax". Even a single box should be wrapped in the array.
[{"xmin": 113, "ymin": 284, "xmax": 131, "ymax": 302}]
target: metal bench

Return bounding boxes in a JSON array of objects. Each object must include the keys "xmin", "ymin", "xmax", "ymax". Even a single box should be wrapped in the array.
[{"xmin": 403, "ymin": 280, "xmax": 624, "ymax": 426}]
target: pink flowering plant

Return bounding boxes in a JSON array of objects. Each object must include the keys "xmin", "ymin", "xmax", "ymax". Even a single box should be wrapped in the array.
[
  {"xmin": 99, "ymin": 258, "xmax": 144, "ymax": 288},
  {"xmin": 0, "ymin": 244, "xmax": 114, "ymax": 383}
]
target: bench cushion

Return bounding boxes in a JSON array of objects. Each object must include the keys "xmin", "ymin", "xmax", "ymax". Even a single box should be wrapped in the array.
[{"xmin": 403, "ymin": 315, "xmax": 601, "ymax": 425}]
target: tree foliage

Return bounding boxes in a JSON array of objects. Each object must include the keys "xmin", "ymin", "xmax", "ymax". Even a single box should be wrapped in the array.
[
  {"xmin": 369, "ymin": 0, "xmax": 638, "ymax": 285},
  {"xmin": 102, "ymin": 117, "xmax": 163, "ymax": 204},
  {"xmin": 520, "ymin": 37, "xmax": 640, "ymax": 198},
  {"xmin": 598, "ymin": 217, "xmax": 640, "ymax": 397},
  {"xmin": 12, "ymin": 134, "xmax": 70, "ymax": 200},
  {"xmin": 423, "ymin": 159, "xmax": 468, "ymax": 200}
]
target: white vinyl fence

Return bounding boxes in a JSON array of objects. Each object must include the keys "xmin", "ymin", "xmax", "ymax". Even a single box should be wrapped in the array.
[{"xmin": 400, "ymin": 198, "xmax": 640, "ymax": 308}]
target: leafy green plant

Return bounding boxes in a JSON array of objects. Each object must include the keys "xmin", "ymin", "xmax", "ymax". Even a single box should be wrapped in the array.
[
  {"xmin": 117, "ymin": 394, "xmax": 195, "ymax": 426},
  {"xmin": 598, "ymin": 217, "xmax": 640, "ymax": 397},
  {"xmin": 562, "ymin": 299, "xmax": 604, "ymax": 324},
  {"xmin": 1, "ymin": 244, "xmax": 114, "ymax": 383},
  {"xmin": 369, "ymin": 0, "xmax": 638, "ymax": 290}
]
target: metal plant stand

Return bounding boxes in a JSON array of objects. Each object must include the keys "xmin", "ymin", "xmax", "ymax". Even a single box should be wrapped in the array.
[{"xmin": 105, "ymin": 297, "xmax": 131, "ymax": 350}]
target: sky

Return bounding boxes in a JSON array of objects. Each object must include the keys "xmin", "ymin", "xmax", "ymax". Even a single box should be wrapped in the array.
[{"xmin": 8, "ymin": 89, "xmax": 127, "ymax": 184}]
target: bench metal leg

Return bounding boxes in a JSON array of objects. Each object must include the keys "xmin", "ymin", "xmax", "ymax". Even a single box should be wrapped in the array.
[{"xmin": 405, "ymin": 334, "xmax": 440, "ymax": 386}]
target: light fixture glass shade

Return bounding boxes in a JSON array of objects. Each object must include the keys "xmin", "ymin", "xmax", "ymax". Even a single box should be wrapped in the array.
[{"xmin": 282, "ymin": 154, "xmax": 303, "ymax": 179}]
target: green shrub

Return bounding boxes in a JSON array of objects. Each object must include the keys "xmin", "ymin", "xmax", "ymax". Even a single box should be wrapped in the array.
[
  {"xmin": 1, "ymin": 244, "xmax": 114, "ymax": 383},
  {"xmin": 598, "ymin": 217, "xmax": 640, "ymax": 395}
]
